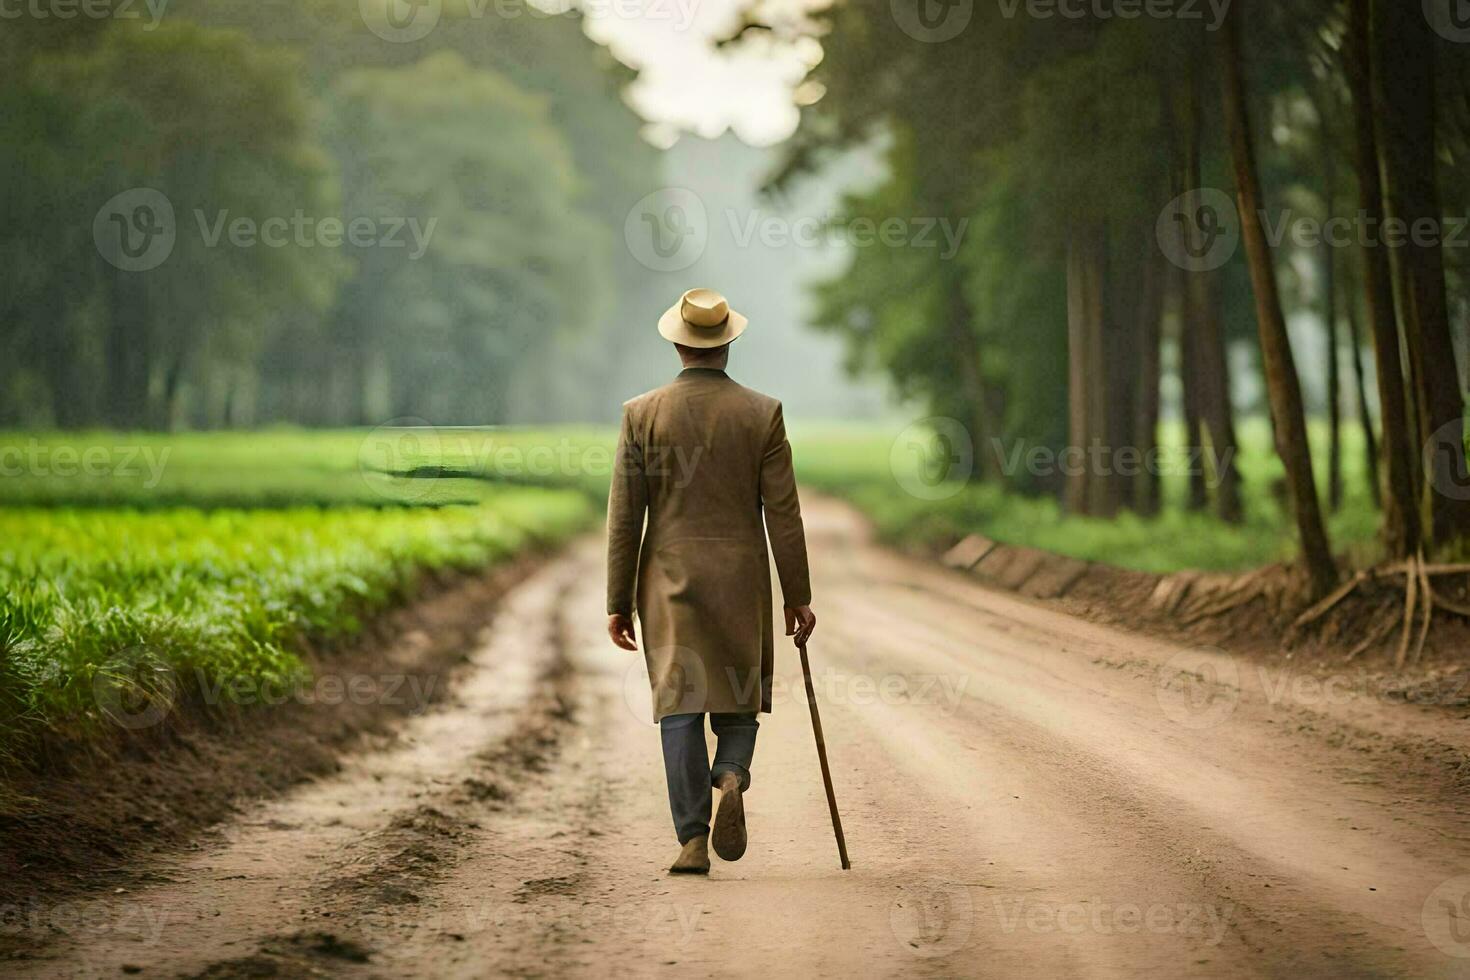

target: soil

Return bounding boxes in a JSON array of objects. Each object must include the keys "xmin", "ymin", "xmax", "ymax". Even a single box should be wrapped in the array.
[
  {"xmin": 0, "ymin": 557, "xmax": 542, "ymax": 908},
  {"xmin": 939, "ymin": 530, "xmax": 1470, "ymax": 678},
  {"xmin": 4, "ymin": 499, "xmax": 1470, "ymax": 977}
]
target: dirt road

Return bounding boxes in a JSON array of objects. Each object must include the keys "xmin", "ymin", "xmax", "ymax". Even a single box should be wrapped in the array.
[{"xmin": 10, "ymin": 499, "xmax": 1470, "ymax": 978}]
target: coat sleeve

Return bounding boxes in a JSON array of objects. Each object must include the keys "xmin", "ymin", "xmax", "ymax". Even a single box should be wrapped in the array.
[
  {"xmin": 759, "ymin": 402, "xmax": 812, "ymax": 607},
  {"xmin": 606, "ymin": 405, "xmax": 647, "ymax": 617}
]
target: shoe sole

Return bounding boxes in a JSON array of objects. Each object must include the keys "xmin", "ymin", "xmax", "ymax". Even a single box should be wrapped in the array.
[
  {"xmin": 712, "ymin": 785, "xmax": 747, "ymax": 862},
  {"xmin": 668, "ymin": 864, "xmax": 709, "ymax": 875}
]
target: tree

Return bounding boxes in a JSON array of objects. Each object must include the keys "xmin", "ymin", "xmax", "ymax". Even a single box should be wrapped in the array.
[
  {"xmin": 1345, "ymin": 0, "xmax": 1421, "ymax": 556},
  {"xmin": 1371, "ymin": 0, "xmax": 1470, "ymax": 547},
  {"xmin": 1220, "ymin": 2, "xmax": 1336, "ymax": 596},
  {"xmin": 327, "ymin": 52, "xmax": 600, "ymax": 424},
  {"xmin": 20, "ymin": 22, "xmax": 345, "ymax": 429}
]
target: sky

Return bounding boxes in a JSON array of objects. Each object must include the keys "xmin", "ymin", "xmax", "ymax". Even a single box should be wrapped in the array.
[{"xmin": 577, "ymin": 0, "xmax": 826, "ymax": 146}]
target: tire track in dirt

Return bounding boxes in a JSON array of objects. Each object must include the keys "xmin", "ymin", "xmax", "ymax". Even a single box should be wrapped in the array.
[{"xmin": 5, "ymin": 557, "xmax": 585, "ymax": 979}]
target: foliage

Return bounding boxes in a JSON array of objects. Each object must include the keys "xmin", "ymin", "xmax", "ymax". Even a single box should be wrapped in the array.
[
  {"xmin": 0, "ymin": 482, "xmax": 592, "ymax": 768},
  {"xmin": 0, "ymin": 4, "xmax": 659, "ymax": 430},
  {"xmin": 792, "ymin": 418, "xmax": 1381, "ymax": 573}
]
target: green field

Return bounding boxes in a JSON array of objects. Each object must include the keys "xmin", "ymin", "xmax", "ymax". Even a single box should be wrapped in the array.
[
  {"xmin": 0, "ymin": 428, "xmax": 602, "ymax": 769},
  {"xmin": 0, "ymin": 420, "xmax": 1383, "ymax": 768}
]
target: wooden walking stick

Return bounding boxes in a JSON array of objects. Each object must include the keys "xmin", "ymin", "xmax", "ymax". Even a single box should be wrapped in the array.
[{"xmin": 798, "ymin": 640, "xmax": 851, "ymax": 870}]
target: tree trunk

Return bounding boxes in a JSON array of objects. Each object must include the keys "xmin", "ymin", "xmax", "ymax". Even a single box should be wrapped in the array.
[
  {"xmin": 1177, "ymin": 288, "xmax": 1209, "ymax": 511},
  {"xmin": 1172, "ymin": 69, "xmax": 1236, "ymax": 516},
  {"xmin": 1324, "ymin": 240, "xmax": 1343, "ymax": 511},
  {"xmin": 1371, "ymin": 0, "xmax": 1470, "ymax": 547},
  {"xmin": 1107, "ymin": 227, "xmax": 1148, "ymax": 512},
  {"xmin": 1345, "ymin": 291, "xmax": 1382, "ymax": 506},
  {"xmin": 1311, "ymin": 77, "xmax": 1345, "ymax": 513},
  {"xmin": 1189, "ymin": 60, "xmax": 1243, "ymax": 524},
  {"xmin": 1134, "ymin": 244, "xmax": 1166, "ymax": 516},
  {"xmin": 1220, "ymin": 2, "xmax": 1336, "ymax": 597},
  {"xmin": 104, "ymin": 265, "xmax": 150, "ymax": 431},
  {"xmin": 942, "ymin": 262, "xmax": 995, "ymax": 482},
  {"xmin": 1188, "ymin": 267, "xmax": 1244, "ymax": 523},
  {"xmin": 1346, "ymin": 0, "xmax": 1421, "ymax": 556},
  {"xmin": 1066, "ymin": 221, "xmax": 1115, "ymax": 517}
]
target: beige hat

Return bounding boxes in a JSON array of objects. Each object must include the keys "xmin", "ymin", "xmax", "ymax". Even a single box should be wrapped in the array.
[{"xmin": 657, "ymin": 288, "xmax": 749, "ymax": 348}]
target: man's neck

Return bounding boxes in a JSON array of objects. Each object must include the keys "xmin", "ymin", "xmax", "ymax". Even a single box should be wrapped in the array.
[{"xmin": 678, "ymin": 357, "xmax": 728, "ymax": 372}]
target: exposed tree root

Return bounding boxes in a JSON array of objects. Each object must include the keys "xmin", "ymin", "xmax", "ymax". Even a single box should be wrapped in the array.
[
  {"xmin": 1169, "ymin": 554, "xmax": 1470, "ymax": 665},
  {"xmin": 1345, "ymin": 610, "xmax": 1400, "ymax": 661},
  {"xmin": 1395, "ymin": 553, "xmax": 1419, "ymax": 668}
]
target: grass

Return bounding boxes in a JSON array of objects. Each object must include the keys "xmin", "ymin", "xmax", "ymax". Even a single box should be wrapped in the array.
[
  {"xmin": 790, "ymin": 417, "xmax": 1384, "ymax": 573},
  {"xmin": 0, "ymin": 426, "xmax": 614, "ymax": 508},
  {"xmin": 0, "ymin": 428, "xmax": 604, "ymax": 768}
]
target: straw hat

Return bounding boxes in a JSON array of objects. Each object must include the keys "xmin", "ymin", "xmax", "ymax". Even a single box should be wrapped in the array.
[{"xmin": 657, "ymin": 288, "xmax": 748, "ymax": 348}]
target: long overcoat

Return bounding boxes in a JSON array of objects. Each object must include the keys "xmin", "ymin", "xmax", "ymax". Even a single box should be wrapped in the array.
[{"xmin": 606, "ymin": 368, "xmax": 812, "ymax": 722}]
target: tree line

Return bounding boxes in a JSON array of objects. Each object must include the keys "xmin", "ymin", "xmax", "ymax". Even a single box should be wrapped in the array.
[
  {"xmin": 0, "ymin": 0, "xmax": 659, "ymax": 431},
  {"xmin": 745, "ymin": 0, "xmax": 1470, "ymax": 592}
]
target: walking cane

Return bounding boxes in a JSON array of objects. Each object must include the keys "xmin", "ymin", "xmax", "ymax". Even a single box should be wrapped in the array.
[{"xmin": 798, "ymin": 640, "xmax": 851, "ymax": 870}]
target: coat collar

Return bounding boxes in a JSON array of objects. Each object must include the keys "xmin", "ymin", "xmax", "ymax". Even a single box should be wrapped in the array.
[{"xmin": 676, "ymin": 367, "xmax": 729, "ymax": 381}]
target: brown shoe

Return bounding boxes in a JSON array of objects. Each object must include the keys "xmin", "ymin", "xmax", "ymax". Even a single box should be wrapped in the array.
[
  {"xmin": 711, "ymin": 772, "xmax": 747, "ymax": 862},
  {"xmin": 669, "ymin": 836, "xmax": 710, "ymax": 875}
]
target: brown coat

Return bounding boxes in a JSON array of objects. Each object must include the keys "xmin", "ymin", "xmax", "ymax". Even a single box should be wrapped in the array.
[{"xmin": 606, "ymin": 368, "xmax": 811, "ymax": 722}]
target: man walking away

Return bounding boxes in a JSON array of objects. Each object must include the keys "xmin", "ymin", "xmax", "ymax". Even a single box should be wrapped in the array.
[{"xmin": 606, "ymin": 287, "xmax": 817, "ymax": 875}]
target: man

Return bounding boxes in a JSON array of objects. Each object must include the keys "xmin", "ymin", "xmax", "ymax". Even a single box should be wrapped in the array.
[{"xmin": 606, "ymin": 287, "xmax": 817, "ymax": 876}]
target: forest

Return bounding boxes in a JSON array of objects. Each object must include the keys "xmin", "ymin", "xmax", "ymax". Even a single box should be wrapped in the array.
[
  {"xmin": 0, "ymin": 0, "xmax": 661, "ymax": 429},
  {"xmin": 742, "ymin": 0, "xmax": 1470, "ymax": 594}
]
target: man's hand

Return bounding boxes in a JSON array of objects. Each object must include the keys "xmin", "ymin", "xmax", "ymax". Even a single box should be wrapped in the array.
[
  {"xmin": 607, "ymin": 613, "xmax": 638, "ymax": 651},
  {"xmin": 784, "ymin": 605, "xmax": 817, "ymax": 647}
]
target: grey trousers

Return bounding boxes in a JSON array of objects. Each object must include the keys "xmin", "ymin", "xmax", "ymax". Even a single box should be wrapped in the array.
[{"xmin": 660, "ymin": 712, "xmax": 759, "ymax": 844}]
